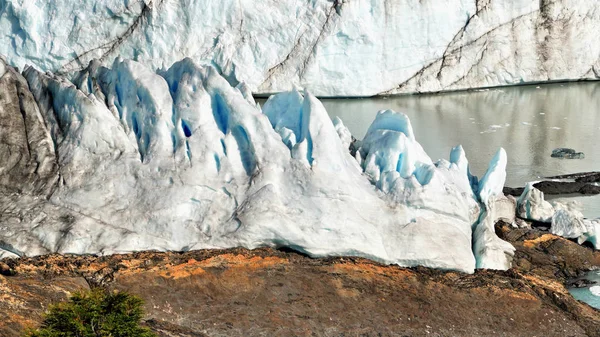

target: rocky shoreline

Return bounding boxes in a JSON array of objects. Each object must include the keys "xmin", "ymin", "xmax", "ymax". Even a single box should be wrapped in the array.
[
  {"xmin": 504, "ymin": 172, "xmax": 600, "ymax": 197},
  {"xmin": 0, "ymin": 221, "xmax": 598, "ymax": 337}
]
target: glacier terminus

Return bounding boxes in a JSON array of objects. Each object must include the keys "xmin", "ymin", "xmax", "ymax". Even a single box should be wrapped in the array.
[
  {"xmin": 0, "ymin": 55, "xmax": 521, "ymax": 273},
  {"xmin": 0, "ymin": 0, "xmax": 599, "ymax": 276}
]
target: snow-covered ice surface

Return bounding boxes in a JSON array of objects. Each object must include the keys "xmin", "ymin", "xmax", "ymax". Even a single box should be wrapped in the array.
[
  {"xmin": 0, "ymin": 57, "xmax": 515, "ymax": 273},
  {"xmin": 1, "ymin": 0, "xmax": 599, "ymax": 97}
]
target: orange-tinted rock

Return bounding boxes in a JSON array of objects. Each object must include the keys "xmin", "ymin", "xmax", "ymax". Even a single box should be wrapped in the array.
[{"xmin": 0, "ymin": 229, "xmax": 598, "ymax": 337}]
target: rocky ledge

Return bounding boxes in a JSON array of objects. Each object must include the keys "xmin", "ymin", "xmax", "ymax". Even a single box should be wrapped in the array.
[
  {"xmin": 0, "ymin": 223, "xmax": 598, "ymax": 337},
  {"xmin": 504, "ymin": 171, "xmax": 600, "ymax": 196}
]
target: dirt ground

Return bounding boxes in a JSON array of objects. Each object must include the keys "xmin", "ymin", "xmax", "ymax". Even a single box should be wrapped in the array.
[{"xmin": 0, "ymin": 223, "xmax": 599, "ymax": 337}]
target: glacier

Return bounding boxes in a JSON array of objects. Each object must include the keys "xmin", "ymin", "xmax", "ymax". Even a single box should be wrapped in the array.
[
  {"xmin": 1, "ymin": 0, "xmax": 599, "ymax": 97},
  {"xmin": 0, "ymin": 56, "xmax": 517, "ymax": 273}
]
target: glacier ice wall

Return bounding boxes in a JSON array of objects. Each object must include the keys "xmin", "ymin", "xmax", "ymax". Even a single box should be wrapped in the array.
[
  {"xmin": 1, "ymin": 0, "xmax": 599, "ymax": 97},
  {"xmin": 0, "ymin": 56, "xmax": 515, "ymax": 273}
]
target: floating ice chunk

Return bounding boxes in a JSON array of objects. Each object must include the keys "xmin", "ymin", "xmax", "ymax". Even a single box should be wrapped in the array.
[
  {"xmin": 516, "ymin": 183, "xmax": 555, "ymax": 223},
  {"xmin": 551, "ymin": 148, "xmax": 584, "ymax": 159},
  {"xmin": 480, "ymin": 123, "xmax": 511, "ymax": 134},
  {"xmin": 591, "ymin": 286, "xmax": 600, "ymax": 297}
]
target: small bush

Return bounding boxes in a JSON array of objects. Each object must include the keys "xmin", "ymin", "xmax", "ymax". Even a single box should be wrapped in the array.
[{"xmin": 24, "ymin": 288, "xmax": 156, "ymax": 337}]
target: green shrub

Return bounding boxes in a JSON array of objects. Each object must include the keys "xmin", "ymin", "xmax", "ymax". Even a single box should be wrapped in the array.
[{"xmin": 24, "ymin": 288, "xmax": 156, "ymax": 337}]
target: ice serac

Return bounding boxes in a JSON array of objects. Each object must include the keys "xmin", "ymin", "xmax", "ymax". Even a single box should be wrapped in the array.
[
  {"xmin": 517, "ymin": 183, "xmax": 555, "ymax": 223},
  {"xmin": 473, "ymin": 149, "xmax": 515, "ymax": 270},
  {"xmin": 1, "ymin": 0, "xmax": 599, "ymax": 97},
  {"xmin": 477, "ymin": 148, "xmax": 507, "ymax": 204},
  {"xmin": 0, "ymin": 57, "xmax": 517, "ymax": 273}
]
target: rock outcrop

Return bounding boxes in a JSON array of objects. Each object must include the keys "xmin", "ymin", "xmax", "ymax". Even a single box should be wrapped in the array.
[
  {"xmin": 0, "ymin": 57, "xmax": 57, "ymax": 195},
  {"xmin": 0, "ymin": 223, "xmax": 599, "ymax": 337}
]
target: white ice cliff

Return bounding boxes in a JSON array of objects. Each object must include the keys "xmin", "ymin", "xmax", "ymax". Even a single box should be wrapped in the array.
[
  {"xmin": 1, "ymin": 0, "xmax": 599, "ymax": 97},
  {"xmin": 0, "ymin": 56, "xmax": 516, "ymax": 273}
]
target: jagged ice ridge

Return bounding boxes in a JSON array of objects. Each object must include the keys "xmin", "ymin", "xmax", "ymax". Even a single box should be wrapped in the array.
[{"xmin": 0, "ymin": 56, "xmax": 516, "ymax": 273}]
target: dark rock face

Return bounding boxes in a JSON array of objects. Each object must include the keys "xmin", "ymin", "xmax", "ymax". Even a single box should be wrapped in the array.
[
  {"xmin": 568, "ymin": 278, "xmax": 597, "ymax": 289},
  {"xmin": 534, "ymin": 180, "xmax": 600, "ymax": 195},
  {"xmin": 574, "ymin": 173, "xmax": 600, "ymax": 183},
  {"xmin": 0, "ymin": 60, "xmax": 58, "ymax": 196},
  {"xmin": 551, "ymin": 148, "xmax": 585, "ymax": 159},
  {"xmin": 0, "ymin": 228, "xmax": 599, "ymax": 337},
  {"xmin": 546, "ymin": 172, "xmax": 600, "ymax": 182},
  {"xmin": 504, "ymin": 173, "xmax": 600, "ymax": 197}
]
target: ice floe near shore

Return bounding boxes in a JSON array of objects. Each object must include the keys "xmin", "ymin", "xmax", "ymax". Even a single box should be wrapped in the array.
[
  {"xmin": 515, "ymin": 183, "xmax": 600, "ymax": 249},
  {"xmin": 2, "ymin": 0, "xmax": 600, "ymax": 96}
]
